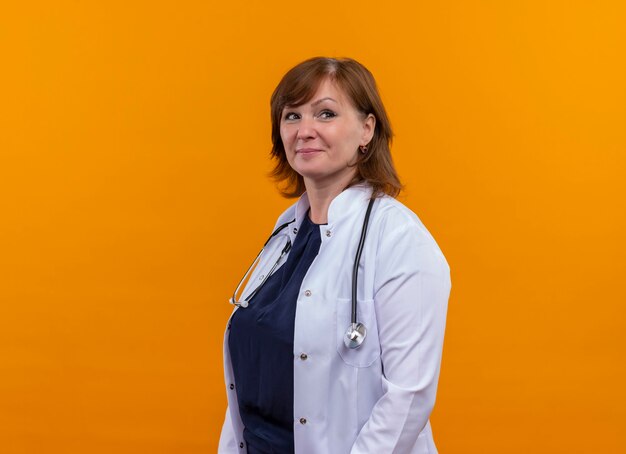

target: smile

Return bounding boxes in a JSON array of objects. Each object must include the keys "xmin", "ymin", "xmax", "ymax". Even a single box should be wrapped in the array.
[{"xmin": 296, "ymin": 148, "xmax": 323, "ymax": 154}]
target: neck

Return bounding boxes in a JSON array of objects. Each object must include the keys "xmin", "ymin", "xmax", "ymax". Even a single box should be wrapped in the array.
[{"xmin": 304, "ymin": 173, "xmax": 356, "ymax": 224}]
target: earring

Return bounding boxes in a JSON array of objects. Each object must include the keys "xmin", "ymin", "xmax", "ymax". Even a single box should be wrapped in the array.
[{"xmin": 359, "ymin": 145, "xmax": 368, "ymax": 153}]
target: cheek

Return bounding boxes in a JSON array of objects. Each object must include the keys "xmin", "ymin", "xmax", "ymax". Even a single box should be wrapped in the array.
[
  {"xmin": 280, "ymin": 127, "xmax": 296, "ymax": 166},
  {"xmin": 280, "ymin": 125, "xmax": 294, "ymax": 148}
]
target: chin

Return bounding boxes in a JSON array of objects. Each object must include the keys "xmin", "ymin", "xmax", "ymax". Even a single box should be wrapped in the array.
[{"xmin": 292, "ymin": 163, "xmax": 326, "ymax": 178}]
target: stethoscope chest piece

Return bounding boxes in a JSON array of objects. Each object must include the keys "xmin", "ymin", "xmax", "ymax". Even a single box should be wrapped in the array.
[{"xmin": 344, "ymin": 322, "xmax": 367, "ymax": 349}]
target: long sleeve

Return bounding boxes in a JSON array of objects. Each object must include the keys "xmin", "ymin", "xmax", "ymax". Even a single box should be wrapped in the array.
[{"xmin": 350, "ymin": 223, "xmax": 451, "ymax": 453}]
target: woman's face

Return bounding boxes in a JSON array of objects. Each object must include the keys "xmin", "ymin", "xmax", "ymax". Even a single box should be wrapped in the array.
[{"xmin": 280, "ymin": 78, "xmax": 375, "ymax": 189}]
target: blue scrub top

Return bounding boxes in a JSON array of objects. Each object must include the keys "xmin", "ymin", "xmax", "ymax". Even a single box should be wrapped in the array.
[{"xmin": 229, "ymin": 213, "xmax": 322, "ymax": 454}]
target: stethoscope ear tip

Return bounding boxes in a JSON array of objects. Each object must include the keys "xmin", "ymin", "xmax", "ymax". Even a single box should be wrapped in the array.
[{"xmin": 229, "ymin": 297, "xmax": 249, "ymax": 308}]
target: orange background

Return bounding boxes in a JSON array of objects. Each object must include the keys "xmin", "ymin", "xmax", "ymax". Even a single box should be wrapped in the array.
[{"xmin": 1, "ymin": 1, "xmax": 625, "ymax": 453}]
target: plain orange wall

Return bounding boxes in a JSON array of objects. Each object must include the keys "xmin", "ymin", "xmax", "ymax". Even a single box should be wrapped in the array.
[{"xmin": 1, "ymin": 1, "xmax": 625, "ymax": 453}]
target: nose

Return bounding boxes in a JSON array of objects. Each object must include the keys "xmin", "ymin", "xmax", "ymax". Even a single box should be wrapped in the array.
[{"xmin": 296, "ymin": 116, "xmax": 316, "ymax": 141}]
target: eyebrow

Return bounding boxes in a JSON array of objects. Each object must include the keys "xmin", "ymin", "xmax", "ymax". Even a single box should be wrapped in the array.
[
  {"xmin": 283, "ymin": 97, "xmax": 338, "ymax": 110},
  {"xmin": 310, "ymin": 97, "xmax": 338, "ymax": 107}
]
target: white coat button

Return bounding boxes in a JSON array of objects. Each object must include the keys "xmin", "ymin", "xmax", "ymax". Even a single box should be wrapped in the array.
[
  {"xmin": 293, "ymin": 227, "xmax": 298, "ymax": 234},
  {"xmin": 300, "ymin": 353, "xmax": 308, "ymax": 360},
  {"xmin": 304, "ymin": 290, "xmax": 312, "ymax": 297},
  {"xmin": 239, "ymin": 442, "xmax": 244, "ymax": 448},
  {"xmin": 325, "ymin": 230, "xmax": 332, "ymax": 237},
  {"xmin": 229, "ymin": 383, "xmax": 234, "ymax": 390},
  {"xmin": 299, "ymin": 417, "xmax": 307, "ymax": 425},
  {"xmin": 259, "ymin": 275, "xmax": 265, "ymax": 280}
]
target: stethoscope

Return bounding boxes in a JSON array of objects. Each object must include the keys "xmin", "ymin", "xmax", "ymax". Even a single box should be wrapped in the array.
[{"xmin": 229, "ymin": 198, "xmax": 375, "ymax": 349}]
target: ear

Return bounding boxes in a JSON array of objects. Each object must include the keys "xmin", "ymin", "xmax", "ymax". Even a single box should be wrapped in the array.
[{"xmin": 361, "ymin": 113, "xmax": 376, "ymax": 146}]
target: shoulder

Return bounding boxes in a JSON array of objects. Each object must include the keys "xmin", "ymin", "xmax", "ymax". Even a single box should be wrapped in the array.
[
  {"xmin": 374, "ymin": 196, "xmax": 439, "ymax": 248},
  {"xmin": 272, "ymin": 201, "xmax": 298, "ymax": 230},
  {"xmin": 373, "ymin": 196, "xmax": 450, "ymax": 273}
]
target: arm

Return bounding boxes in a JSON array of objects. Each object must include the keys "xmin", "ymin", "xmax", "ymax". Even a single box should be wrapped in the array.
[{"xmin": 351, "ymin": 223, "xmax": 451, "ymax": 453}]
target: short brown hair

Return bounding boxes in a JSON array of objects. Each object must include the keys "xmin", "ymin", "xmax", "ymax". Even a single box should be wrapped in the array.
[{"xmin": 269, "ymin": 57, "xmax": 402, "ymax": 198}]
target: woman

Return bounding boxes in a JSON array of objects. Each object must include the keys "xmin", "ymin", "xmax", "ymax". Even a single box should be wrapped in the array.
[{"xmin": 219, "ymin": 57, "xmax": 451, "ymax": 454}]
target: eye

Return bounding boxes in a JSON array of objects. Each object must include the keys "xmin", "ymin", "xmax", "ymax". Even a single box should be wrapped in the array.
[
  {"xmin": 317, "ymin": 110, "xmax": 337, "ymax": 120},
  {"xmin": 283, "ymin": 111, "xmax": 300, "ymax": 121}
]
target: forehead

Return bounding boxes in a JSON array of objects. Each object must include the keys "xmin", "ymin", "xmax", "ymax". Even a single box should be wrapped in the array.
[
  {"xmin": 313, "ymin": 79, "xmax": 348, "ymax": 102},
  {"xmin": 284, "ymin": 77, "xmax": 350, "ymax": 109}
]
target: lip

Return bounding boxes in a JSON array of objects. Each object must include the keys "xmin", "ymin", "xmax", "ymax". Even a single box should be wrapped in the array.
[{"xmin": 296, "ymin": 148, "xmax": 323, "ymax": 154}]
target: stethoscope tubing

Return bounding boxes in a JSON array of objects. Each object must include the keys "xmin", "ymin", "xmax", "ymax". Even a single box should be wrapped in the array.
[
  {"xmin": 230, "ymin": 197, "xmax": 376, "ymax": 348},
  {"xmin": 229, "ymin": 219, "xmax": 294, "ymax": 307},
  {"xmin": 351, "ymin": 198, "xmax": 375, "ymax": 326}
]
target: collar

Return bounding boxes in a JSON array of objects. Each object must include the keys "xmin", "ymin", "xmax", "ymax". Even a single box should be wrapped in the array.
[{"xmin": 284, "ymin": 183, "xmax": 374, "ymax": 244}]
